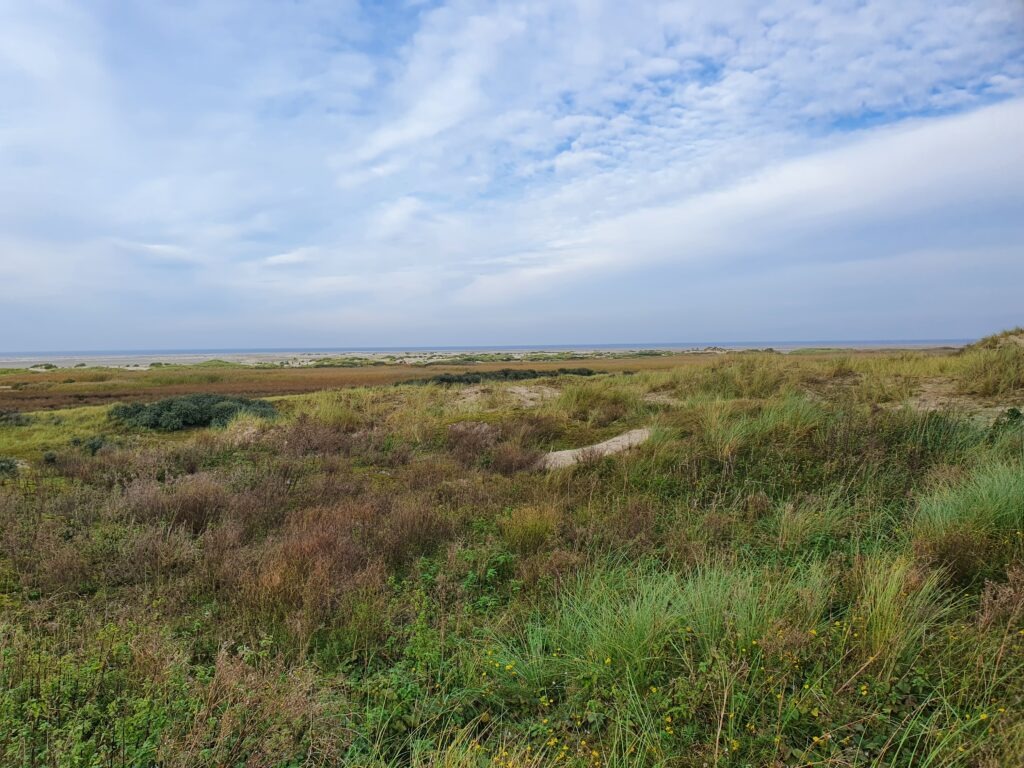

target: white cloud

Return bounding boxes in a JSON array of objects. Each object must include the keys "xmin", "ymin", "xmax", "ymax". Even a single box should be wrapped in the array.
[
  {"xmin": 366, "ymin": 196, "xmax": 427, "ymax": 241},
  {"xmin": 455, "ymin": 98, "xmax": 1024, "ymax": 304},
  {"xmin": 264, "ymin": 247, "xmax": 318, "ymax": 266},
  {"xmin": 0, "ymin": 0, "xmax": 1021, "ymax": 349}
]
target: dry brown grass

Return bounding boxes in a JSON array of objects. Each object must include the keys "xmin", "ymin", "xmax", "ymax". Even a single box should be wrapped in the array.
[
  {"xmin": 489, "ymin": 441, "xmax": 540, "ymax": 474},
  {"xmin": 163, "ymin": 649, "xmax": 340, "ymax": 767},
  {"xmin": 122, "ymin": 472, "xmax": 229, "ymax": 534},
  {"xmin": 230, "ymin": 494, "xmax": 452, "ymax": 644},
  {"xmin": 276, "ymin": 414, "xmax": 354, "ymax": 456},
  {"xmin": 978, "ymin": 566, "xmax": 1024, "ymax": 630},
  {"xmin": 446, "ymin": 420, "xmax": 498, "ymax": 465}
]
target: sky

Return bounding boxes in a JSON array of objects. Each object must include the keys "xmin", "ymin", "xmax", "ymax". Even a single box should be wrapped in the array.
[{"xmin": 1, "ymin": 0, "xmax": 1023, "ymax": 351}]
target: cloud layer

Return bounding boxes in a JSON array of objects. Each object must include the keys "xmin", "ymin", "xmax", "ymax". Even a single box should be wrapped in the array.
[{"xmin": 1, "ymin": 0, "xmax": 1022, "ymax": 349}]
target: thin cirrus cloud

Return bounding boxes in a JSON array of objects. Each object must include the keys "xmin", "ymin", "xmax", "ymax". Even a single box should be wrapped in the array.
[{"xmin": 0, "ymin": 0, "xmax": 1022, "ymax": 351}]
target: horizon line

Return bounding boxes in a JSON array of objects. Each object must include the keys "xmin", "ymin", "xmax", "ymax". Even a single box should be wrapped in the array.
[{"xmin": 0, "ymin": 338, "xmax": 976, "ymax": 358}]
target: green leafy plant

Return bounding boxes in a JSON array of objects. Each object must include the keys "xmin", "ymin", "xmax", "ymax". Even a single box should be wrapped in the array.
[{"xmin": 109, "ymin": 393, "xmax": 276, "ymax": 431}]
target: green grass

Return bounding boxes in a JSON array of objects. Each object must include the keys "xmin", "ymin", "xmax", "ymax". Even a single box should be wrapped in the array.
[
  {"xmin": 0, "ymin": 404, "xmax": 113, "ymax": 460},
  {"xmin": 1, "ymin": 336, "xmax": 1024, "ymax": 766},
  {"xmin": 911, "ymin": 463, "xmax": 1024, "ymax": 584}
]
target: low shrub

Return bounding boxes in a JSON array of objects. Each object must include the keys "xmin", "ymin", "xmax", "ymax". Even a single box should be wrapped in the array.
[
  {"xmin": 447, "ymin": 420, "xmax": 499, "ymax": 466},
  {"xmin": 0, "ymin": 457, "xmax": 18, "ymax": 478},
  {"xmin": 71, "ymin": 433, "xmax": 109, "ymax": 455},
  {"xmin": 122, "ymin": 473, "xmax": 229, "ymax": 534},
  {"xmin": 989, "ymin": 407, "xmax": 1022, "ymax": 439},
  {"xmin": 489, "ymin": 441, "xmax": 540, "ymax": 474},
  {"xmin": 279, "ymin": 414, "xmax": 352, "ymax": 456},
  {"xmin": 240, "ymin": 496, "xmax": 450, "ymax": 633},
  {"xmin": 110, "ymin": 393, "xmax": 276, "ymax": 431},
  {"xmin": 379, "ymin": 499, "xmax": 452, "ymax": 567},
  {"xmin": 414, "ymin": 367, "xmax": 597, "ymax": 386},
  {"xmin": 0, "ymin": 409, "xmax": 31, "ymax": 426},
  {"xmin": 978, "ymin": 566, "xmax": 1024, "ymax": 630}
]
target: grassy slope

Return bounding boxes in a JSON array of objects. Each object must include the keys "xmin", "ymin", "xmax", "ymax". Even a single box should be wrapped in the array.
[{"xmin": 1, "ymin": 342, "xmax": 1023, "ymax": 766}]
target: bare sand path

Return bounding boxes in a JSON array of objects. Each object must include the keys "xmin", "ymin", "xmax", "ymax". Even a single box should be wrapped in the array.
[{"xmin": 537, "ymin": 428, "xmax": 652, "ymax": 470}]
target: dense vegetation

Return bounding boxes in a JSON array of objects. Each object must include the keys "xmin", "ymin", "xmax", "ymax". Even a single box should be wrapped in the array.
[
  {"xmin": 1, "ymin": 336, "xmax": 1023, "ymax": 766},
  {"xmin": 416, "ymin": 368, "xmax": 598, "ymax": 386},
  {"xmin": 110, "ymin": 394, "xmax": 277, "ymax": 431},
  {"xmin": 0, "ymin": 410, "xmax": 32, "ymax": 427}
]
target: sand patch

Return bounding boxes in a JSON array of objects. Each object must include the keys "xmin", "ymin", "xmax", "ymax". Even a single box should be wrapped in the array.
[
  {"xmin": 507, "ymin": 384, "xmax": 558, "ymax": 407},
  {"xmin": 537, "ymin": 428, "xmax": 652, "ymax": 470},
  {"xmin": 456, "ymin": 386, "xmax": 489, "ymax": 407},
  {"xmin": 905, "ymin": 378, "xmax": 1023, "ymax": 420},
  {"xmin": 909, "ymin": 378, "xmax": 964, "ymax": 411},
  {"xmin": 454, "ymin": 384, "xmax": 558, "ymax": 410}
]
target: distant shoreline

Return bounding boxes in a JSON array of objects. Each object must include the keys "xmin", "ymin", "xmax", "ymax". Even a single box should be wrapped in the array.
[{"xmin": 0, "ymin": 340, "xmax": 971, "ymax": 369}]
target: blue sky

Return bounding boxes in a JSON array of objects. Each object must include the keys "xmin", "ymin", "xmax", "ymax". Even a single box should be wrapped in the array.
[{"xmin": 1, "ymin": 0, "xmax": 1022, "ymax": 351}]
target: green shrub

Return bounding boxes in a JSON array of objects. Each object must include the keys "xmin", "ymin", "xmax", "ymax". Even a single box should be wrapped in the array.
[
  {"xmin": 0, "ymin": 409, "xmax": 31, "ymax": 426},
  {"xmin": 71, "ymin": 434, "xmax": 108, "ymax": 455},
  {"xmin": 990, "ymin": 407, "xmax": 1022, "ymax": 435},
  {"xmin": 110, "ymin": 394, "xmax": 276, "ymax": 431},
  {"xmin": 0, "ymin": 456, "xmax": 17, "ymax": 478}
]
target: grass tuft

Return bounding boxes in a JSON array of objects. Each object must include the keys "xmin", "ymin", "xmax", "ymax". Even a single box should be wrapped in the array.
[{"xmin": 912, "ymin": 463, "xmax": 1024, "ymax": 584}]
